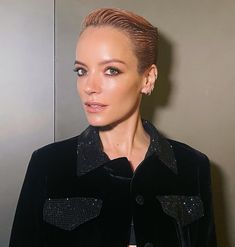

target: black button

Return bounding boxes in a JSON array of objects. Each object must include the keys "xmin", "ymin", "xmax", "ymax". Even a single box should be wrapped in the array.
[
  {"xmin": 135, "ymin": 194, "xmax": 144, "ymax": 205},
  {"xmin": 144, "ymin": 242, "xmax": 154, "ymax": 247}
]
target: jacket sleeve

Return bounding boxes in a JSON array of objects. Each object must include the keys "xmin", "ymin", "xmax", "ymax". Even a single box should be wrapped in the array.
[
  {"xmin": 9, "ymin": 151, "xmax": 46, "ymax": 247},
  {"xmin": 195, "ymin": 154, "xmax": 217, "ymax": 247}
]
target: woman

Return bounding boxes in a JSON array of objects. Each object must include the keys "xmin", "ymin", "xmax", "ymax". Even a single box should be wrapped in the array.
[{"xmin": 9, "ymin": 8, "xmax": 217, "ymax": 247}]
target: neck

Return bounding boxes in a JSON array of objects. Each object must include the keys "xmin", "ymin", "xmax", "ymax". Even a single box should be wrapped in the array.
[{"xmin": 99, "ymin": 114, "xmax": 149, "ymax": 161}]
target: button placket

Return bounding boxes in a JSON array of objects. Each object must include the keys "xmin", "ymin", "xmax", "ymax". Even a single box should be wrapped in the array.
[
  {"xmin": 144, "ymin": 242, "xmax": 154, "ymax": 247},
  {"xmin": 135, "ymin": 194, "xmax": 144, "ymax": 205}
]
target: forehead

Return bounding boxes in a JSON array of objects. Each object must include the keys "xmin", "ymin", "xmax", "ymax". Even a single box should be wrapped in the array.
[
  {"xmin": 78, "ymin": 25, "xmax": 131, "ymax": 45},
  {"xmin": 76, "ymin": 26, "xmax": 137, "ymax": 62}
]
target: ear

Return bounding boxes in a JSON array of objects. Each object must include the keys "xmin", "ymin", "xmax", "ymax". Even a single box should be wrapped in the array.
[{"xmin": 141, "ymin": 64, "xmax": 158, "ymax": 95}]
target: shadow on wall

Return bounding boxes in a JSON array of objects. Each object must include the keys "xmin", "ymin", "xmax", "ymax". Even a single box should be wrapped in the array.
[
  {"xmin": 211, "ymin": 162, "xmax": 231, "ymax": 247},
  {"xmin": 141, "ymin": 32, "xmax": 230, "ymax": 247},
  {"xmin": 141, "ymin": 31, "xmax": 174, "ymax": 122}
]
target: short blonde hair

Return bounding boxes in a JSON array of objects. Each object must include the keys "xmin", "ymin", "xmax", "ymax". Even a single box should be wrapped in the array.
[{"xmin": 81, "ymin": 8, "xmax": 158, "ymax": 73}]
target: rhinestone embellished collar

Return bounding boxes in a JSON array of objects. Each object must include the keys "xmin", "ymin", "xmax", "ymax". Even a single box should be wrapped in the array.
[{"xmin": 76, "ymin": 120, "xmax": 177, "ymax": 176}]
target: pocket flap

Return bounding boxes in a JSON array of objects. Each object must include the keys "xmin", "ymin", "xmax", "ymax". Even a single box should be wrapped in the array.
[
  {"xmin": 43, "ymin": 197, "xmax": 102, "ymax": 231},
  {"xmin": 156, "ymin": 195, "xmax": 204, "ymax": 226}
]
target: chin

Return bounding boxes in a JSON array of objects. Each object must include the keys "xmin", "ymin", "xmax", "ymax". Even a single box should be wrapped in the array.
[
  {"xmin": 86, "ymin": 116, "xmax": 109, "ymax": 127},
  {"xmin": 86, "ymin": 115, "xmax": 122, "ymax": 129}
]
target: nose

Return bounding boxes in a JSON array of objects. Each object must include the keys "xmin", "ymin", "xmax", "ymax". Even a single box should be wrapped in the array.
[{"xmin": 83, "ymin": 73, "xmax": 101, "ymax": 95}]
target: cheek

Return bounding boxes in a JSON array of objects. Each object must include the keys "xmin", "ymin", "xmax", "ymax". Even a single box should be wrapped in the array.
[
  {"xmin": 107, "ymin": 75, "xmax": 141, "ymax": 93},
  {"xmin": 106, "ymin": 83, "xmax": 141, "ymax": 107},
  {"xmin": 76, "ymin": 80, "xmax": 83, "ymax": 97},
  {"xmin": 114, "ymin": 79, "xmax": 141, "ymax": 98}
]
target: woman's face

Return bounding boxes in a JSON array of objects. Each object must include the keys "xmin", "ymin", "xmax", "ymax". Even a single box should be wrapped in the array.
[{"xmin": 75, "ymin": 26, "xmax": 147, "ymax": 127}]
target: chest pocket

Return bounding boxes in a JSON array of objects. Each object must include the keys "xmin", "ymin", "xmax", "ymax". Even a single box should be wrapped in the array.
[
  {"xmin": 43, "ymin": 197, "xmax": 102, "ymax": 231},
  {"xmin": 156, "ymin": 195, "xmax": 204, "ymax": 226}
]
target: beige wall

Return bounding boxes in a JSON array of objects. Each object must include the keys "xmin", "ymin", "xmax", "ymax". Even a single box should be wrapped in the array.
[
  {"xmin": 55, "ymin": 0, "xmax": 235, "ymax": 246},
  {"xmin": 0, "ymin": 0, "xmax": 54, "ymax": 246}
]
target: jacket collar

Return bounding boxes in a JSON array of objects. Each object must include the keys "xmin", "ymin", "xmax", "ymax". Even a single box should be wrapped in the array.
[{"xmin": 76, "ymin": 120, "xmax": 177, "ymax": 177}]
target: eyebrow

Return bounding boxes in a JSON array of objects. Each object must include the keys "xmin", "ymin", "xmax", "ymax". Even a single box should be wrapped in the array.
[{"xmin": 74, "ymin": 59, "xmax": 126, "ymax": 66}]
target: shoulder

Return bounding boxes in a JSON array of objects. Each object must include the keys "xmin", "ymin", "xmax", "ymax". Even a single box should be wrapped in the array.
[
  {"xmin": 34, "ymin": 135, "xmax": 78, "ymax": 158},
  {"xmin": 169, "ymin": 139, "xmax": 208, "ymax": 160},
  {"xmin": 143, "ymin": 120, "xmax": 210, "ymax": 170},
  {"xmin": 168, "ymin": 139, "xmax": 210, "ymax": 170},
  {"xmin": 29, "ymin": 135, "xmax": 79, "ymax": 172},
  {"xmin": 23, "ymin": 135, "xmax": 80, "ymax": 179},
  {"xmin": 27, "ymin": 127, "xmax": 95, "ymax": 175}
]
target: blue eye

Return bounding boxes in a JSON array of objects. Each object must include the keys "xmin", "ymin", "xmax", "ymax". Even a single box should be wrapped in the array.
[
  {"xmin": 105, "ymin": 67, "xmax": 121, "ymax": 76},
  {"xmin": 73, "ymin": 67, "xmax": 87, "ymax": 77}
]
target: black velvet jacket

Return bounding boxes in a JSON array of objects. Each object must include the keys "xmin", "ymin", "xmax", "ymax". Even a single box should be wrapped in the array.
[{"xmin": 9, "ymin": 121, "xmax": 216, "ymax": 247}]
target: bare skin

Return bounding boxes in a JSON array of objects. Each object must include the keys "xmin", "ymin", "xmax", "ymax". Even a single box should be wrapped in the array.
[
  {"xmin": 75, "ymin": 26, "xmax": 157, "ymax": 245},
  {"xmin": 99, "ymin": 114, "xmax": 150, "ymax": 170},
  {"xmin": 75, "ymin": 26, "xmax": 157, "ymax": 169}
]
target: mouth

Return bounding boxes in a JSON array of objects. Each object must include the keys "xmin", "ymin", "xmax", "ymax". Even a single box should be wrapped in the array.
[{"xmin": 84, "ymin": 102, "xmax": 107, "ymax": 113}]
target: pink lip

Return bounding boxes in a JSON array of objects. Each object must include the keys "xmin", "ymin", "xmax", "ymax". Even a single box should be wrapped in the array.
[{"xmin": 84, "ymin": 101, "xmax": 107, "ymax": 113}]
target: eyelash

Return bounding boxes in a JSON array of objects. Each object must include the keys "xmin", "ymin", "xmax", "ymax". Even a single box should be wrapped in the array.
[
  {"xmin": 73, "ymin": 67, "xmax": 87, "ymax": 77},
  {"xmin": 73, "ymin": 66, "xmax": 122, "ymax": 77},
  {"xmin": 105, "ymin": 67, "xmax": 122, "ymax": 76}
]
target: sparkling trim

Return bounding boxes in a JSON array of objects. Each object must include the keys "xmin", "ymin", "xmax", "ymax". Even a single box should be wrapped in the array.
[
  {"xmin": 156, "ymin": 195, "xmax": 204, "ymax": 226},
  {"xmin": 43, "ymin": 197, "xmax": 102, "ymax": 231},
  {"xmin": 77, "ymin": 120, "xmax": 177, "ymax": 176}
]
